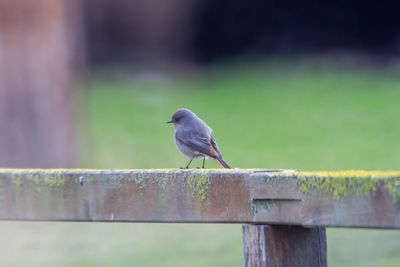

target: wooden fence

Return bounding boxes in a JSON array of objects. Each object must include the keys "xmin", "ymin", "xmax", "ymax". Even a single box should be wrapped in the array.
[{"xmin": 1, "ymin": 169, "xmax": 399, "ymax": 266}]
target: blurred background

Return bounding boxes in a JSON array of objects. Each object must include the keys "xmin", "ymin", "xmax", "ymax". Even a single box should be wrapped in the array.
[{"xmin": 1, "ymin": 0, "xmax": 400, "ymax": 266}]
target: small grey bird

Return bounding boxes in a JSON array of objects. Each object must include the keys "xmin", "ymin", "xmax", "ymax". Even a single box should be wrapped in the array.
[{"xmin": 167, "ymin": 108, "xmax": 231, "ymax": 169}]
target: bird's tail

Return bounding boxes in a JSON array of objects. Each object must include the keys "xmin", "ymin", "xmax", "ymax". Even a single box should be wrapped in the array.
[{"xmin": 216, "ymin": 157, "xmax": 231, "ymax": 169}]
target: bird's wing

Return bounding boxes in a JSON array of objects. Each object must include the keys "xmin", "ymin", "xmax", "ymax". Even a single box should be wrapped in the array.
[{"xmin": 176, "ymin": 135, "xmax": 220, "ymax": 159}]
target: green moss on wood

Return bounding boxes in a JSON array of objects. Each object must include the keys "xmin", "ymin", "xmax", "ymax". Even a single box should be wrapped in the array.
[
  {"xmin": 154, "ymin": 174, "xmax": 171, "ymax": 192},
  {"xmin": 25, "ymin": 173, "xmax": 41, "ymax": 193},
  {"xmin": 43, "ymin": 174, "xmax": 65, "ymax": 187},
  {"xmin": 11, "ymin": 174, "xmax": 22, "ymax": 195},
  {"xmin": 186, "ymin": 171, "xmax": 211, "ymax": 202},
  {"xmin": 129, "ymin": 172, "xmax": 150, "ymax": 189},
  {"xmin": 296, "ymin": 171, "xmax": 399, "ymax": 201},
  {"xmin": 384, "ymin": 179, "xmax": 400, "ymax": 201},
  {"xmin": 251, "ymin": 199, "xmax": 276, "ymax": 215},
  {"xmin": 2, "ymin": 169, "xmax": 399, "ymax": 203},
  {"xmin": 9, "ymin": 172, "xmax": 66, "ymax": 195}
]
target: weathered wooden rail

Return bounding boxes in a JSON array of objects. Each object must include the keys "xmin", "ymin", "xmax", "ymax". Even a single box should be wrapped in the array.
[{"xmin": 1, "ymin": 169, "xmax": 399, "ymax": 266}]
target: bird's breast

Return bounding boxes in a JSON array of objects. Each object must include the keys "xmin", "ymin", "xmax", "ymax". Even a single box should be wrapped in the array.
[{"xmin": 174, "ymin": 136, "xmax": 201, "ymax": 158}]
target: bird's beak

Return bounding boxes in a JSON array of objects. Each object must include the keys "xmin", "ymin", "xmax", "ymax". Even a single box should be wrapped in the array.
[{"xmin": 166, "ymin": 120, "xmax": 173, "ymax": 124}]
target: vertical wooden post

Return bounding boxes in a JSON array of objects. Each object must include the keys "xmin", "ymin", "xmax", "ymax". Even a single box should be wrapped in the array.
[
  {"xmin": 242, "ymin": 225, "xmax": 327, "ymax": 267},
  {"xmin": 0, "ymin": 0, "xmax": 82, "ymax": 168}
]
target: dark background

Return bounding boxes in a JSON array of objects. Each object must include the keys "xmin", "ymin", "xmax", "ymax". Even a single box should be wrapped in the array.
[{"xmin": 84, "ymin": 1, "xmax": 400, "ymax": 65}]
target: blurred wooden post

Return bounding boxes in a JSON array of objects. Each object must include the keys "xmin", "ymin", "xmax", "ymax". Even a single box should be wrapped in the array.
[
  {"xmin": 242, "ymin": 225, "xmax": 327, "ymax": 267},
  {"xmin": 0, "ymin": 0, "xmax": 82, "ymax": 168}
]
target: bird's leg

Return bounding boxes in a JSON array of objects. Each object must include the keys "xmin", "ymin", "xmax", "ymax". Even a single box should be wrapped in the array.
[
  {"xmin": 181, "ymin": 157, "xmax": 194, "ymax": 169},
  {"xmin": 202, "ymin": 157, "xmax": 205, "ymax": 169}
]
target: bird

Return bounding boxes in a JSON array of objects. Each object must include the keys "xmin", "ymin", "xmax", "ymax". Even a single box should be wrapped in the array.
[{"xmin": 167, "ymin": 108, "xmax": 231, "ymax": 169}]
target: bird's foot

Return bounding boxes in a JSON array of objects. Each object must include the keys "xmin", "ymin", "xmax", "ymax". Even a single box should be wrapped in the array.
[{"xmin": 180, "ymin": 167, "xmax": 189, "ymax": 169}]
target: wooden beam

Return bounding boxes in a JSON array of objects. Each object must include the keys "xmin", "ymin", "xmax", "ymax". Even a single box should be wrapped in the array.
[
  {"xmin": 242, "ymin": 225, "xmax": 327, "ymax": 267},
  {"xmin": 0, "ymin": 169, "xmax": 399, "ymax": 228}
]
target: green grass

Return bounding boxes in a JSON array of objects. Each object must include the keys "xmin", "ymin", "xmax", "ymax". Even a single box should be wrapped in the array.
[
  {"xmin": 1, "ymin": 59, "xmax": 400, "ymax": 266},
  {"xmin": 83, "ymin": 60, "xmax": 400, "ymax": 170},
  {"xmin": 0, "ymin": 222, "xmax": 243, "ymax": 267}
]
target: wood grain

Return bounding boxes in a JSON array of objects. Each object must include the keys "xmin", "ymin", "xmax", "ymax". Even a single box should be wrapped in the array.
[{"xmin": 242, "ymin": 225, "xmax": 327, "ymax": 267}]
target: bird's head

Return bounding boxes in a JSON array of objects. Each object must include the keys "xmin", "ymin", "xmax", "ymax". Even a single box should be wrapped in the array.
[{"xmin": 166, "ymin": 108, "xmax": 195, "ymax": 126}]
